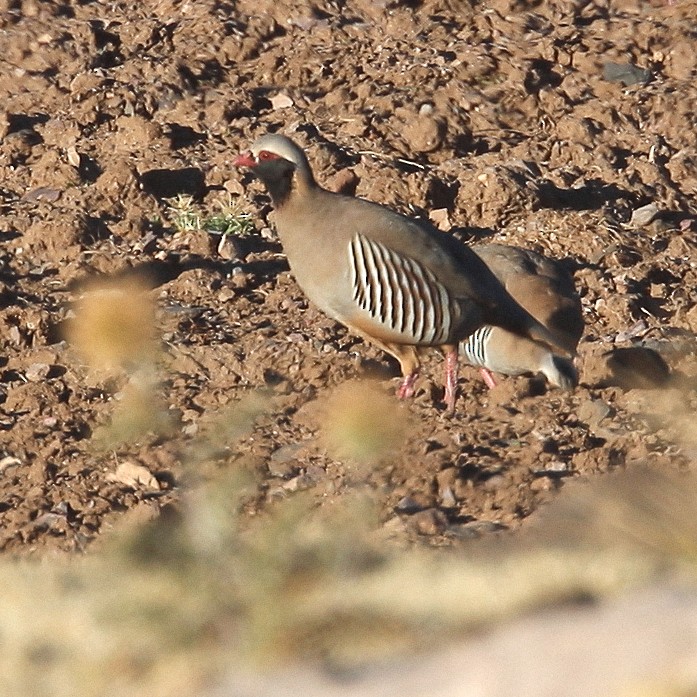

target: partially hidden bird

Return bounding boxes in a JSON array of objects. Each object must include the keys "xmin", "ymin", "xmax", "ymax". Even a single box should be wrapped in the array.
[
  {"xmin": 462, "ymin": 244, "xmax": 583, "ymax": 389},
  {"xmin": 234, "ymin": 134, "xmax": 572, "ymax": 410}
]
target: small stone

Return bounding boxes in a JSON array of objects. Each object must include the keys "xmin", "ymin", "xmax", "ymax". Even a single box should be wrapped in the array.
[
  {"xmin": 106, "ymin": 462, "xmax": 160, "ymax": 491},
  {"xmin": 24, "ymin": 363, "xmax": 50, "ymax": 382},
  {"xmin": 602, "ymin": 62, "xmax": 650, "ymax": 86},
  {"xmin": 381, "ymin": 515, "xmax": 407, "ymax": 536},
  {"xmin": 230, "ymin": 270, "xmax": 249, "ymax": 289},
  {"xmin": 403, "ymin": 114, "xmax": 446, "ymax": 153},
  {"xmin": 450, "ymin": 520, "xmax": 507, "ymax": 539},
  {"xmin": 218, "ymin": 287, "xmax": 235, "ymax": 302},
  {"xmin": 270, "ymin": 93, "xmax": 294, "ymax": 110},
  {"xmin": 0, "ymin": 456, "xmax": 22, "ymax": 473},
  {"xmin": 66, "ymin": 146, "xmax": 81, "ymax": 168},
  {"xmin": 282, "ymin": 473, "xmax": 316, "ymax": 492},
  {"xmin": 435, "ymin": 468, "xmax": 457, "ymax": 497},
  {"xmin": 327, "ymin": 168, "xmax": 359, "ymax": 196},
  {"xmin": 223, "ymin": 178, "xmax": 244, "ymax": 195},
  {"xmin": 394, "ymin": 495, "xmax": 423, "ymax": 513},
  {"xmin": 481, "ymin": 474, "xmax": 506, "ymax": 492},
  {"xmin": 182, "ymin": 422, "xmax": 198, "ymax": 437},
  {"xmin": 440, "ymin": 486, "xmax": 456, "ymax": 508},
  {"xmin": 577, "ymin": 398, "xmax": 611, "ymax": 428},
  {"xmin": 266, "ymin": 486, "xmax": 288, "ymax": 501},
  {"xmin": 21, "ymin": 186, "xmax": 61, "ymax": 203},
  {"xmin": 429, "ymin": 208, "xmax": 451, "ymax": 230},
  {"xmin": 530, "ymin": 477, "xmax": 553, "ymax": 492},
  {"xmin": 629, "ymin": 203, "xmax": 659, "ymax": 228},
  {"xmin": 410, "ymin": 508, "xmax": 448, "ymax": 536},
  {"xmin": 268, "ymin": 443, "xmax": 303, "ymax": 478},
  {"xmin": 217, "ymin": 235, "xmax": 244, "ymax": 260}
]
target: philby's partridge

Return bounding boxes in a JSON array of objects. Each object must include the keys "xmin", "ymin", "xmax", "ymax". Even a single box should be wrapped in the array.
[
  {"xmin": 461, "ymin": 244, "xmax": 583, "ymax": 389},
  {"xmin": 234, "ymin": 134, "xmax": 570, "ymax": 410}
]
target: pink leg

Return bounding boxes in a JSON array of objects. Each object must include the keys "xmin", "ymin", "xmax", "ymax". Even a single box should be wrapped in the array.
[
  {"xmin": 479, "ymin": 367, "xmax": 497, "ymax": 390},
  {"xmin": 443, "ymin": 347, "xmax": 458, "ymax": 412},
  {"xmin": 397, "ymin": 370, "xmax": 419, "ymax": 399}
]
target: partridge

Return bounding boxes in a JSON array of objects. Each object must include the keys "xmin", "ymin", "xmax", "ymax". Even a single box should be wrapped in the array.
[
  {"xmin": 234, "ymin": 134, "xmax": 570, "ymax": 410},
  {"xmin": 462, "ymin": 244, "xmax": 583, "ymax": 389}
]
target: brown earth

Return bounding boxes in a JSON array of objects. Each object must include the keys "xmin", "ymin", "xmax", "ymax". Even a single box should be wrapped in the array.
[{"xmin": 1, "ymin": 0, "xmax": 697, "ymax": 556}]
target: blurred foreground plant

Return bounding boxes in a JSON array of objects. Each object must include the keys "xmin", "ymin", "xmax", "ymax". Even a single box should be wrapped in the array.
[
  {"xmin": 66, "ymin": 276, "xmax": 171, "ymax": 447},
  {"xmin": 316, "ymin": 380, "xmax": 411, "ymax": 466},
  {"xmin": 67, "ymin": 277, "xmax": 158, "ymax": 373}
]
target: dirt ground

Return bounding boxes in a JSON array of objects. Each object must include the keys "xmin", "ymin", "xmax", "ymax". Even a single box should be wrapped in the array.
[{"xmin": 1, "ymin": 0, "xmax": 697, "ymax": 557}]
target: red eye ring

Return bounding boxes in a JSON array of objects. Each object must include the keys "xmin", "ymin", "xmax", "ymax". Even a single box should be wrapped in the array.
[{"xmin": 258, "ymin": 150, "xmax": 278, "ymax": 161}]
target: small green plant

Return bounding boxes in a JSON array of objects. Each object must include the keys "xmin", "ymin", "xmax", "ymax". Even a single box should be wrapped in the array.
[
  {"xmin": 164, "ymin": 193, "xmax": 256, "ymax": 239},
  {"xmin": 165, "ymin": 194, "xmax": 202, "ymax": 233},
  {"xmin": 204, "ymin": 193, "xmax": 255, "ymax": 238}
]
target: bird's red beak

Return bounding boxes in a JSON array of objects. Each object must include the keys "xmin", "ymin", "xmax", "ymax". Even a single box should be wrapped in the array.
[{"xmin": 233, "ymin": 151, "xmax": 256, "ymax": 167}]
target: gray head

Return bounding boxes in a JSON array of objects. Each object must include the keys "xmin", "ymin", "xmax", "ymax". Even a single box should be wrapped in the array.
[{"xmin": 233, "ymin": 134, "xmax": 315, "ymax": 205}]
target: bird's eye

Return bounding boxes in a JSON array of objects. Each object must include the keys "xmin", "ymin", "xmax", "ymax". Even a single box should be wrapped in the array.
[{"xmin": 258, "ymin": 150, "xmax": 278, "ymax": 161}]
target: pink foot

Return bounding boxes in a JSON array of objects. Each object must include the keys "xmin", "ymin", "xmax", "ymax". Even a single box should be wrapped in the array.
[
  {"xmin": 443, "ymin": 347, "xmax": 458, "ymax": 412},
  {"xmin": 397, "ymin": 371, "xmax": 419, "ymax": 399},
  {"xmin": 480, "ymin": 367, "xmax": 497, "ymax": 390}
]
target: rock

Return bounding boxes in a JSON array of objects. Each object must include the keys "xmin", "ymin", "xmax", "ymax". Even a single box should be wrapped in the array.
[
  {"xmin": 268, "ymin": 443, "xmax": 303, "ymax": 478},
  {"xmin": 602, "ymin": 61, "xmax": 651, "ymax": 86},
  {"xmin": 394, "ymin": 496, "xmax": 424, "ymax": 514},
  {"xmin": 435, "ymin": 468, "xmax": 458, "ymax": 507},
  {"xmin": 270, "ymin": 93, "xmax": 294, "ymax": 110},
  {"xmin": 24, "ymin": 363, "xmax": 50, "ymax": 382},
  {"xmin": 409, "ymin": 508, "xmax": 448, "ymax": 536},
  {"xmin": 106, "ymin": 462, "xmax": 160, "ymax": 491},
  {"xmin": 604, "ymin": 347, "xmax": 671, "ymax": 389},
  {"xmin": 402, "ymin": 113, "xmax": 446, "ymax": 153},
  {"xmin": 450, "ymin": 520, "xmax": 507, "ymax": 539},
  {"xmin": 629, "ymin": 203, "xmax": 659, "ymax": 228},
  {"xmin": 577, "ymin": 398, "xmax": 612, "ymax": 428}
]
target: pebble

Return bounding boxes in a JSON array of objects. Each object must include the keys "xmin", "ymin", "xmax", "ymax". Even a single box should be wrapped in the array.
[
  {"xmin": 282, "ymin": 473, "xmax": 316, "ymax": 492},
  {"xmin": 394, "ymin": 495, "xmax": 423, "ymax": 514},
  {"xmin": 182, "ymin": 423, "xmax": 198, "ymax": 437},
  {"xmin": 24, "ymin": 363, "xmax": 50, "ymax": 382},
  {"xmin": 403, "ymin": 114, "xmax": 446, "ymax": 153},
  {"xmin": 602, "ymin": 61, "xmax": 651, "ymax": 86},
  {"xmin": 268, "ymin": 443, "xmax": 303, "ymax": 478},
  {"xmin": 381, "ymin": 515, "xmax": 407, "ymax": 536},
  {"xmin": 439, "ymin": 486, "xmax": 457, "ymax": 508},
  {"xmin": 577, "ymin": 398, "xmax": 611, "ymax": 427},
  {"xmin": 450, "ymin": 520, "xmax": 507, "ymax": 539},
  {"xmin": 409, "ymin": 508, "xmax": 448, "ymax": 536},
  {"xmin": 530, "ymin": 477, "xmax": 553, "ymax": 492},
  {"xmin": 0, "ymin": 456, "xmax": 22, "ymax": 474},
  {"xmin": 629, "ymin": 203, "xmax": 659, "ymax": 228}
]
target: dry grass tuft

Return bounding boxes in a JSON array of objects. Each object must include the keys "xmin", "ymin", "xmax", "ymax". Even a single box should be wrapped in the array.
[
  {"xmin": 317, "ymin": 380, "xmax": 411, "ymax": 465},
  {"xmin": 66, "ymin": 277, "xmax": 158, "ymax": 374}
]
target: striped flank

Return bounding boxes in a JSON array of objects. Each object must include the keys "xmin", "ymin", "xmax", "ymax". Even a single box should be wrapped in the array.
[
  {"xmin": 461, "ymin": 326, "xmax": 493, "ymax": 367},
  {"xmin": 348, "ymin": 233, "xmax": 453, "ymax": 345}
]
